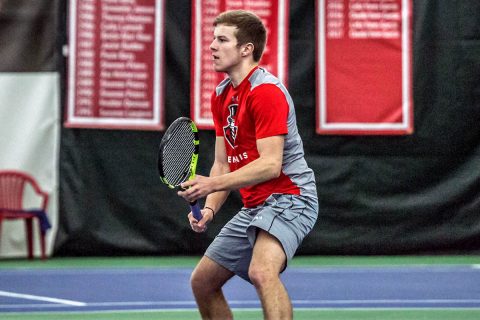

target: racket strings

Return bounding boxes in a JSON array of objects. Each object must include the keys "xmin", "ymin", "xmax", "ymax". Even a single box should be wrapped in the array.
[{"xmin": 162, "ymin": 122, "xmax": 196, "ymax": 186}]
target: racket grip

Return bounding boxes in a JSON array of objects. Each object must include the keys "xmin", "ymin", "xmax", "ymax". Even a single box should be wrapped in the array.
[{"xmin": 190, "ymin": 201, "xmax": 202, "ymax": 221}]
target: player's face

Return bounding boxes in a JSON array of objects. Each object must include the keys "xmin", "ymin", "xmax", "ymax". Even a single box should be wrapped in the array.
[{"xmin": 210, "ymin": 24, "xmax": 243, "ymax": 73}]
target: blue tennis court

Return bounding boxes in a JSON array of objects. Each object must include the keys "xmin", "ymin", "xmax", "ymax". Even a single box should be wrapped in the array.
[{"xmin": 1, "ymin": 257, "xmax": 480, "ymax": 318}]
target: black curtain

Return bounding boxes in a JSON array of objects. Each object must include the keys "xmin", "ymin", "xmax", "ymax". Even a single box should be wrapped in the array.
[
  {"xmin": 55, "ymin": 0, "xmax": 480, "ymax": 256},
  {"xmin": 0, "ymin": 0, "xmax": 57, "ymax": 72}
]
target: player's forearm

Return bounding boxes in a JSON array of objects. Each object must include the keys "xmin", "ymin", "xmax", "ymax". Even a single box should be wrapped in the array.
[
  {"xmin": 204, "ymin": 161, "xmax": 231, "ymax": 214},
  {"xmin": 213, "ymin": 156, "xmax": 281, "ymax": 192},
  {"xmin": 204, "ymin": 190, "xmax": 229, "ymax": 216}
]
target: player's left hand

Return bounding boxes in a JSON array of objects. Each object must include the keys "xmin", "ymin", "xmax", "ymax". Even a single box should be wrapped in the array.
[
  {"xmin": 188, "ymin": 207, "xmax": 214, "ymax": 233},
  {"xmin": 178, "ymin": 175, "xmax": 215, "ymax": 202}
]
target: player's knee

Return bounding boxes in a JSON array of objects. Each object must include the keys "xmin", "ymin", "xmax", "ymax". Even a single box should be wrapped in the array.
[
  {"xmin": 190, "ymin": 268, "xmax": 209, "ymax": 294},
  {"xmin": 190, "ymin": 266, "xmax": 220, "ymax": 294},
  {"xmin": 248, "ymin": 265, "xmax": 275, "ymax": 289}
]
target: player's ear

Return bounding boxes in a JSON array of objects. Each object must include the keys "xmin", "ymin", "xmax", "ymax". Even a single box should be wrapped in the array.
[{"xmin": 241, "ymin": 43, "xmax": 254, "ymax": 57}]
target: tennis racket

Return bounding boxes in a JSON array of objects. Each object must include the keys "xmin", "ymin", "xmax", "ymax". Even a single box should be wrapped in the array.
[{"xmin": 157, "ymin": 117, "xmax": 202, "ymax": 220}]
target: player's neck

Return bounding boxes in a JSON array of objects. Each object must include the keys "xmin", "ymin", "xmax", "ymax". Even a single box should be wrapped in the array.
[{"xmin": 228, "ymin": 62, "xmax": 258, "ymax": 88}]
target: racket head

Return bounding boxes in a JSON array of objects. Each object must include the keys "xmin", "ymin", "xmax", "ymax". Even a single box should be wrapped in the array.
[{"xmin": 157, "ymin": 117, "xmax": 199, "ymax": 188}]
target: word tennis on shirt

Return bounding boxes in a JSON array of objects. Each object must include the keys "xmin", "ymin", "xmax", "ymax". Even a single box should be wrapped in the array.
[{"xmin": 227, "ymin": 152, "xmax": 248, "ymax": 164}]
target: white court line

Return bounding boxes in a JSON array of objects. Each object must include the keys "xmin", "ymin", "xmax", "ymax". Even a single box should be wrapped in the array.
[
  {"xmin": 4, "ymin": 298, "xmax": 479, "ymax": 309},
  {"xmin": 0, "ymin": 290, "xmax": 86, "ymax": 307},
  {"xmin": 291, "ymin": 299, "xmax": 480, "ymax": 305},
  {"xmin": 87, "ymin": 298, "xmax": 480, "ymax": 307},
  {"xmin": 2, "ymin": 307, "xmax": 480, "ymax": 317}
]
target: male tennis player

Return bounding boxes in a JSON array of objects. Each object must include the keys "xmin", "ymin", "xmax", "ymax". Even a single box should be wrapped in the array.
[{"xmin": 178, "ymin": 10, "xmax": 318, "ymax": 319}]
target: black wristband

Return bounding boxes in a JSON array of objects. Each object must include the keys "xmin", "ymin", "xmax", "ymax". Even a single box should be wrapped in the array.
[{"xmin": 204, "ymin": 206, "xmax": 215, "ymax": 221}]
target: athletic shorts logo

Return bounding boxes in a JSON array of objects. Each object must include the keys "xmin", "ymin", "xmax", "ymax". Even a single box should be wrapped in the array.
[{"xmin": 223, "ymin": 104, "xmax": 238, "ymax": 149}]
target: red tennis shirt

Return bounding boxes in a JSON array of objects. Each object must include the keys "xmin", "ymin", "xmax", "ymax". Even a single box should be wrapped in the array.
[{"xmin": 211, "ymin": 67, "xmax": 312, "ymax": 208}]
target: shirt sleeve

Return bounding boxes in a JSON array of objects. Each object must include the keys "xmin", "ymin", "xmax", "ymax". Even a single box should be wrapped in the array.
[{"xmin": 248, "ymin": 84, "xmax": 289, "ymax": 139}]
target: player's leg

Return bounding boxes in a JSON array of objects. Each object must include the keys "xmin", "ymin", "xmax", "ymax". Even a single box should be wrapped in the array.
[
  {"xmin": 248, "ymin": 230, "xmax": 292, "ymax": 320},
  {"xmin": 192, "ymin": 208, "xmax": 256, "ymax": 318},
  {"xmin": 191, "ymin": 255, "xmax": 234, "ymax": 319}
]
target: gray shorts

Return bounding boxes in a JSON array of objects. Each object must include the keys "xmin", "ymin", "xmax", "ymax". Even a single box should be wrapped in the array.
[{"xmin": 205, "ymin": 193, "xmax": 318, "ymax": 282}]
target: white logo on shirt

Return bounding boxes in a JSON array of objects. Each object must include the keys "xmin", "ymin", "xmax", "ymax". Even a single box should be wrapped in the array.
[{"xmin": 227, "ymin": 152, "xmax": 248, "ymax": 164}]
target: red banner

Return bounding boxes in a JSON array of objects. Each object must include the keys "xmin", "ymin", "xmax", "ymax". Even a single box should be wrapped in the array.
[
  {"xmin": 316, "ymin": 0, "xmax": 413, "ymax": 135},
  {"xmin": 191, "ymin": 0, "xmax": 289, "ymax": 129},
  {"xmin": 66, "ymin": 0, "xmax": 165, "ymax": 130}
]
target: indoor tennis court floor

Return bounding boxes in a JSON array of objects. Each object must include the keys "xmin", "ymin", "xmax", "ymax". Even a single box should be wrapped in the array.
[{"xmin": 1, "ymin": 256, "xmax": 480, "ymax": 319}]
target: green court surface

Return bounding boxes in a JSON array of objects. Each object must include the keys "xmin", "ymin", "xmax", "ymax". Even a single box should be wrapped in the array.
[
  {"xmin": 1, "ymin": 255, "xmax": 480, "ymax": 320},
  {"xmin": 2, "ymin": 309, "xmax": 480, "ymax": 320},
  {"xmin": 2, "ymin": 255, "xmax": 480, "ymax": 269}
]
